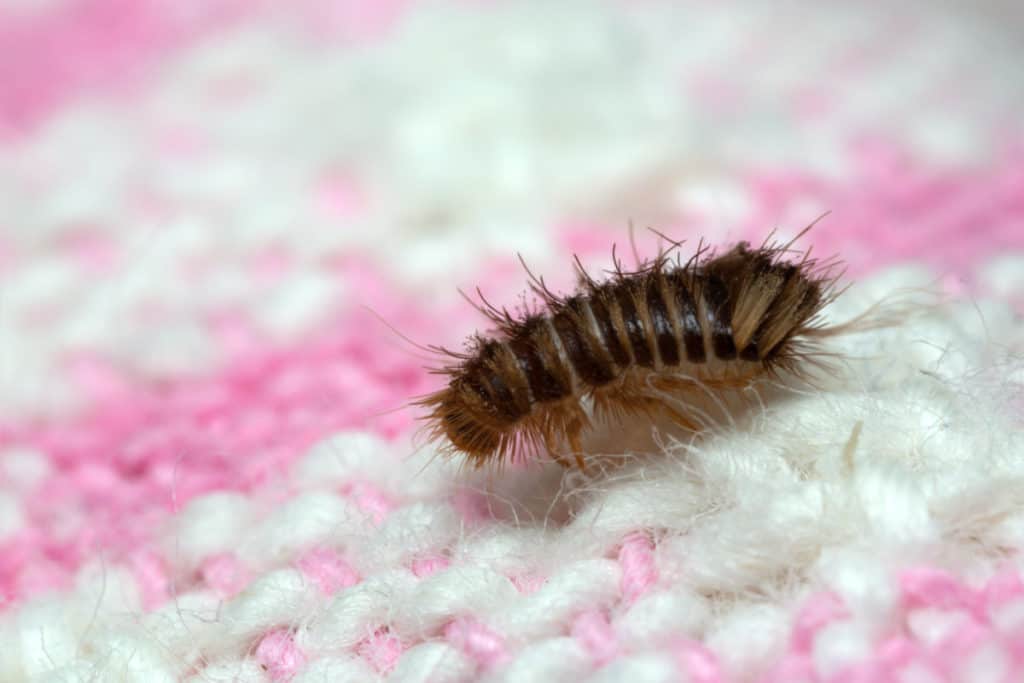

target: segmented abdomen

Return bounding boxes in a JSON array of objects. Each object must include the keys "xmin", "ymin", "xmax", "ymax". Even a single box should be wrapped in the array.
[{"xmin": 460, "ymin": 244, "xmax": 823, "ymax": 425}]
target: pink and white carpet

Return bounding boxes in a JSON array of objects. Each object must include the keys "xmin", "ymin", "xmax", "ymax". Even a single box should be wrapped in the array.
[{"xmin": 1, "ymin": 1, "xmax": 1023, "ymax": 681}]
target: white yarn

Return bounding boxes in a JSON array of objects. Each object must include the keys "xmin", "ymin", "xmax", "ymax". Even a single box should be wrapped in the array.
[
  {"xmin": 139, "ymin": 589, "xmax": 224, "ymax": 665},
  {"xmin": 3, "ymin": 601, "xmax": 80, "ymax": 679},
  {"xmin": 185, "ymin": 659, "xmax": 268, "ymax": 683},
  {"xmin": 169, "ymin": 492, "xmax": 256, "ymax": 570},
  {"xmin": 811, "ymin": 622, "xmax": 874, "ymax": 679},
  {"xmin": 906, "ymin": 607, "xmax": 974, "ymax": 648},
  {"xmin": 582, "ymin": 653, "xmax": 678, "ymax": 683},
  {"xmin": 981, "ymin": 255, "xmax": 1024, "ymax": 301},
  {"xmin": 810, "ymin": 547, "xmax": 899, "ymax": 634},
  {"xmin": 388, "ymin": 643, "xmax": 473, "ymax": 683},
  {"xmin": 291, "ymin": 655, "xmax": 377, "ymax": 683},
  {"xmin": 235, "ymin": 493, "xmax": 365, "ymax": 567},
  {"xmin": 452, "ymin": 527, "xmax": 551, "ymax": 577},
  {"xmin": 704, "ymin": 603, "xmax": 791, "ymax": 677},
  {"xmin": 0, "ymin": 492, "xmax": 24, "ymax": 539},
  {"xmin": 614, "ymin": 588, "xmax": 710, "ymax": 649},
  {"xmin": 990, "ymin": 597, "xmax": 1024, "ymax": 637},
  {"xmin": 300, "ymin": 570, "xmax": 419, "ymax": 652},
  {"xmin": 956, "ymin": 643, "xmax": 1012, "ymax": 683},
  {"xmin": 487, "ymin": 637, "xmax": 590, "ymax": 683},
  {"xmin": 898, "ymin": 663, "xmax": 945, "ymax": 683},
  {"xmin": 369, "ymin": 503, "xmax": 463, "ymax": 569},
  {"xmin": 493, "ymin": 559, "xmax": 622, "ymax": 641},
  {"xmin": 293, "ymin": 432, "xmax": 405, "ymax": 489},
  {"xmin": 392, "ymin": 566, "xmax": 519, "ymax": 638}
]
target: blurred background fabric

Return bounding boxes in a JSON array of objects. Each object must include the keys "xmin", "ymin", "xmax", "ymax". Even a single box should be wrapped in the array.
[{"xmin": 0, "ymin": 1, "xmax": 1023, "ymax": 681}]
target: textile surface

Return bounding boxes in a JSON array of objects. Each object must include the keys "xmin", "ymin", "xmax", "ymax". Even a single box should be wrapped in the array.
[{"xmin": 1, "ymin": 2, "xmax": 1023, "ymax": 681}]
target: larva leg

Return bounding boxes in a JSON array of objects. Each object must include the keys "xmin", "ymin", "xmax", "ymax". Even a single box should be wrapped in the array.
[
  {"xmin": 601, "ymin": 380, "xmax": 702, "ymax": 434},
  {"xmin": 603, "ymin": 373, "xmax": 702, "ymax": 433},
  {"xmin": 543, "ymin": 428, "xmax": 574, "ymax": 469},
  {"xmin": 565, "ymin": 417, "xmax": 587, "ymax": 471},
  {"xmin": 551, "ymin": 454, "xmax": 574, "ymax": 469},
  {"xmin": 637, "ymin": 395, "xmax": 701, "ymax": 433},
  {"xmin": 645, "ymin": 376, "xmax": 726, "ymax": 432}
]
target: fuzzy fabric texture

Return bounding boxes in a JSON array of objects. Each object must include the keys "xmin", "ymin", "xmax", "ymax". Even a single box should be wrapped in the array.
[{"xmin": 1, "ymin": 1, "xmax": 1024, "ymax": 682}]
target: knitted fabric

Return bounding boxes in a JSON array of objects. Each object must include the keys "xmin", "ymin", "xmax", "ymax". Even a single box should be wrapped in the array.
[{"xmin": 1, "ymin": 2, "xmax": 1023, "ymax": 681}]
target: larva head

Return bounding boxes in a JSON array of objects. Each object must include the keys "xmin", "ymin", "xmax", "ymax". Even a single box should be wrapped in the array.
[{"xmin": 423, "ymin": 383, "xmax": 501, "ymax": 464}]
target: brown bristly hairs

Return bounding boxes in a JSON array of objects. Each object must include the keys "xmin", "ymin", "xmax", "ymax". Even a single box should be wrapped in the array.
[{"xmin": 413, "ymin": 225, "xmax": 860, "ymax": 471}]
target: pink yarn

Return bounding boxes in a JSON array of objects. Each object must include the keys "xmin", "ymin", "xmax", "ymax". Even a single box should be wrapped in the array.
[
  {"xmin": 571, "ymin": 610, "xmax": 618, "ymax": 665},
  {"xmin": 792, "ymin": 591, "xmax": 850, "ymax": 652},
  {"xmin": 65, "ymin": 353, "xmax": 132, "ymax": 403},
  {"xmin": 255, "ymin": 629, "xmax": 306, "ymax": 682},
  {"xmin": 313, "ymin": 171, "xmax": 367, "ymax": 220},
  {"xmin": 741, "ymin": 146, "xmax": 1024, "ymax": 276},
  {"xmin": 295, "ymin": 547, "xmax": 359, "ymax": 595},
  {"xmin": 752, "ymin": 567, "xmax": 1024, "ymax": 682},
  {"xmin": 0, "ymin": 0, "xmax": 414, "ymax": 138},
  {"xmin": 617, "ymin": 532, "xmax": 657, "ymax": 604},
  {"xmin": 357, "ymin": 630, "xmax": 404, "ymax": 674},
  {"xmin": 674, "ymin": 639, "xmax": 724, "ymax": 683},
  {"xmin": 758, "ymin": 654, "xmax": 815, "ymax": 683},
  {"xmin": 296, "ymin": 0, "xmax": 410, "ymax": 42},
  {"xmin": 873, "ymin": 635, "xmax": 921, "ymax": 672},
  {"xmin": 0, "ymin": 0, "xmax": 246, "ymax": 136},
  {"xmin": 411, "ymin": 554, "xmax": 450, "ymax": 578},
  {"xmin": 900, "ymin": 566, "xmax": 981, "ymax": 616},
  {"xmin": 58, "ymin": 228, "xmax": 121, "ymax": 273},
  {"xmin": 982, "ymin": 564, "xmax": 1024, "ymax": 609},
  {"xmin": 129, "ymin": 550, "xmax": 170, "ymax": 610},
  {"xmin": 558, "ymin": 219, "xmax": 623, "ymax": 256},
  {"xmin": 200, "ymin": 553, "xmax": 251, "ymax": 598},
  {"xmin": 941, "ymin": 619, "xmax": 993, "ymax": 664},
  {"xmin": 444, "ymin": 617, "xmax": 510, "ymax": 671},
  {"xmin": 341, "ymin": 480, "xmax": 396, "ymax": 524},
  {"xmin": 559, "ymin": 146, "xmax": 1024, "ymax": 279},
  {"xmin": 509, "ymin": 572, "xmax": 546, "ymax": 595},
  {"xmin": 0, "ymin": 297, "xmax": 438, "ymax": 604}
]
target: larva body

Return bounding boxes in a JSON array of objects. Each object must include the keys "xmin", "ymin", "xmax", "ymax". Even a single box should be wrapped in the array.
[{"xmin": 418, "ymin": 235, "xmax": 841, "ymax": 469}]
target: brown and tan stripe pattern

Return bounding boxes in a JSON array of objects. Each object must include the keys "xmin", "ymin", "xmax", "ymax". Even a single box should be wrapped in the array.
[{"xmin": 417, "ymin": 235, "xmax": 844, "ymax": 469}]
